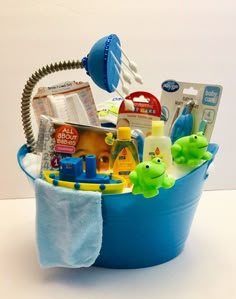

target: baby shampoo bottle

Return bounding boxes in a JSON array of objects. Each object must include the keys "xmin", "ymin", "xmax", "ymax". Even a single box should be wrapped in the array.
[
  {"xmin": 143, "ymin": 120, "xmax": 172, "ymax": 169},
  {"xmin": 110, "ymin": 127, "xmax": 139, "ymax": 187}
]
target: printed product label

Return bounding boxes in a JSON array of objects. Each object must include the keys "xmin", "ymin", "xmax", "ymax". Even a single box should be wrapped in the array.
[
  {"xmin": 54, "ymin": 125, "xmax": 79, "ymax": 154},
  {"xmin": 202, "ymin": 86, "xmax": 221, "ymax": 106},
  {"xmin": 147, "ymin": 147, "xmax": 162, "ymax": 160},
  {"xmin": 117, "ymin": 91, "xmax": 161, "ymax": 136},
  {"xmin": 162, "ymin": 80, "xmax": 180, "ymax": 92},
  {"xmin": 113, "ymin": 147, "xmax": 137, "ymax": 187}
]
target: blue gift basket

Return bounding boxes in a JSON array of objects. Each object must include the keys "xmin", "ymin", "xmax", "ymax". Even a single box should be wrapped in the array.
[
  {"xmin": 17, "ymin": 143, "xmax": 218, "ymax": 269},
  {"xmin": 17, "ymin": 34, "xmax": 219, "ymax": 269}
]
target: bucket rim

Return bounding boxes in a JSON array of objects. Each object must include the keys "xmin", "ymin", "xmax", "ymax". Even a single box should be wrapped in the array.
[{"xmin": 17, "ymin": 143, "xmax": 219, "ymax": 197}]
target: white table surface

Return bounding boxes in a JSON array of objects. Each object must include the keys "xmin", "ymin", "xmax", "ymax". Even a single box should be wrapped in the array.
[{"xmin": 1, "ymin": 190, "xmax": 235, "ymax": 299}]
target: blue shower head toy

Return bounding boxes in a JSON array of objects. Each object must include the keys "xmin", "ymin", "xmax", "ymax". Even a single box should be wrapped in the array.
[
  {"xmin": 21, "ymin": 33, "xmax": 142, "ymax": 152},
  {"xmin": 129, "ymin": 157, "xmax": 175, "ymax": 198},
  {"xmin": 82, "ymin": 34, "xmax": 121, "ymax": 92}
]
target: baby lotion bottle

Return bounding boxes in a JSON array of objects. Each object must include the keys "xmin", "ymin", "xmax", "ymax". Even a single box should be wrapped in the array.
[
  {"xmin": 143, "ymin": 120, "xmax": 172, "ymax": 169},
  {"xmin": 110, "ymin": 127, "xmax": 139, "ymax": 187}
]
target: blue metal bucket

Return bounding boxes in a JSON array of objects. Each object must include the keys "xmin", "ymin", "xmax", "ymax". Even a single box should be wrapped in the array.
[{"xmin": 17, "ymin": 143, "xmax": 218, "ymax": 269}]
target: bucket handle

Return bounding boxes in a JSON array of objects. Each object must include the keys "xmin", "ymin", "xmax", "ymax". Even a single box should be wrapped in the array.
[{"xmin": 21, "ymin": 60, "xmax": 83, "ymax": 152}]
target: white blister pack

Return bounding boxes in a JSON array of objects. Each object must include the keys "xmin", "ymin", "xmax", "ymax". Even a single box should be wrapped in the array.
[{"xmin": 160, "ymin": 80, "xmax": 223, "ymax": 142}]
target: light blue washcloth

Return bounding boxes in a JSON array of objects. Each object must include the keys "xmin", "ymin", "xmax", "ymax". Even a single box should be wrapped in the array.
[{"xmin": 35, "ymin": 179, "xmax": 103, "ymax": 268}]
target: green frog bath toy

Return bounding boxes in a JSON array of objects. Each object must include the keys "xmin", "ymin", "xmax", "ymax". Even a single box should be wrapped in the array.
[
  {"xmin": 129, "ymin": 157, "xmax": 175, "ymax": 198},
  {"xmin": 171, "ymin": 132, "xmax": 212, "ymax": 167}
]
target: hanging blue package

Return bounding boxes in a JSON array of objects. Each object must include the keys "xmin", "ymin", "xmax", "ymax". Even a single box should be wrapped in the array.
[{"xmin": 170, "ymin": 101, "xmax": 194, "ymax": 144}]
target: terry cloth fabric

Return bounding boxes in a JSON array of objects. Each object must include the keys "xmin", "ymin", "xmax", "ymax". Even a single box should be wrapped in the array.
[{"xmin": 35, "ymin": 179, "xmax": 103, "ymax": 268}]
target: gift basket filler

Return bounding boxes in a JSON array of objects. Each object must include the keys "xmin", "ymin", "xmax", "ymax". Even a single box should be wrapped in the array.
[{"xmin": 17, "ymin": 34, "xmax": 221, "ymax": 269}]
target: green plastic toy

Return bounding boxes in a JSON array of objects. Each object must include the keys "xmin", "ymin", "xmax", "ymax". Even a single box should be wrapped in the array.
[
  {"xmin": 171, "ymin": 132, "xmax": 212, "ymax": 167},
  {"xmin": 129, "ymin": 157, "xmax": 175, "ymax": 198}
]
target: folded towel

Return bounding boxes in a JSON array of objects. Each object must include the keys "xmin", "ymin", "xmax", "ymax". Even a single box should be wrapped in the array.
[{"xmin": 35, "ymin": 179, "xmax": 103, "ymax": 268}]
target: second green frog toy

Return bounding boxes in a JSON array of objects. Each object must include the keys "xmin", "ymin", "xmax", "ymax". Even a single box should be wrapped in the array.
[{"xmin": 171, "ymin": 132, "xmax": 212, "ymax": 167}]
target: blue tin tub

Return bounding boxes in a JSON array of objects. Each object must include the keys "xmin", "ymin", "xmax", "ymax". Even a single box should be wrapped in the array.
[{"xmin": 17, "ymin": 143, "xmax": 218, "ymax": 269}]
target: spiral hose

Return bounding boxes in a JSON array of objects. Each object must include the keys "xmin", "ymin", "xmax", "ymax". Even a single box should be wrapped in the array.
[{"xmin": 21, "ymin": 60, "xmax": 84, "ymax": 152}]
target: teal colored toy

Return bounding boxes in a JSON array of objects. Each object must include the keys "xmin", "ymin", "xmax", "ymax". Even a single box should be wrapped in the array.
[
  {"xmin": 129, "ymin": 157, "xmax": 175, "ymax": 198},
  {"xmin": 171, "ymin": 132, "xmax": 213, "ymax": 167}
]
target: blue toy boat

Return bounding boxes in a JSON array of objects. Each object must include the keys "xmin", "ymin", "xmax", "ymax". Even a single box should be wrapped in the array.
[{"xmin": 42, "ymin": 155, "xmax": 126, "ymax": 194}]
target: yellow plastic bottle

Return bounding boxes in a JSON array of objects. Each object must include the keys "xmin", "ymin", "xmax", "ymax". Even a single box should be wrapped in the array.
[
  {"xmin": 110, "ymin": 127, "xmax": 139, "ymax": 187},
  {"xmin": 143, "ymin": 120, "xmax": 172, "ymax": 169}
]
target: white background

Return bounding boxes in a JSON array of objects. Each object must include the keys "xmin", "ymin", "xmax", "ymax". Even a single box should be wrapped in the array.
[{"xmin": 1, "ymin": 0, "xmax": 236, "ymax": 199}]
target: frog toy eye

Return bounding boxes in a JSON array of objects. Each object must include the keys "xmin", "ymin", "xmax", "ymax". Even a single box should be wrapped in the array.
[
  {"xmin": 152, "ymin": 157, "xmax": 162, "ymax": 164},
  {"xmin": 190, "ymin": 134, "xmax": 198, "ymax": 142}
]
